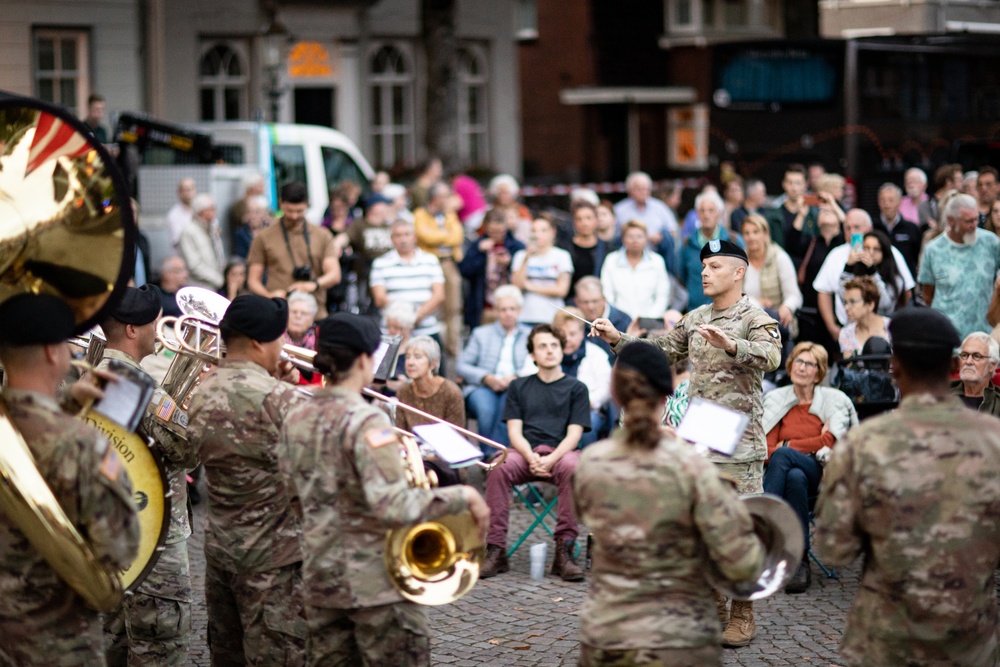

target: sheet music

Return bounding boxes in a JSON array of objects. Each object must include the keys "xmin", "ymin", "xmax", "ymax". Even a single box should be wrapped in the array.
[
  {"xmin": 412, "ymin": 422, "xmax": 484, "ymax": 468},
  {"xmin": 675, "ymin": 397, "xmax": 749, "ymax": 456}
]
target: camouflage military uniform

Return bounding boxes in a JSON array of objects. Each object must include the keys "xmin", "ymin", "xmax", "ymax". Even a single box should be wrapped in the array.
[
  {"xmin": 98, "ymin": 350, "xmax": 197, "ymax": 667},
  {"xmin": 612, "ymin": 295, "xmax": 781, "ymax": 494},
  {"xmin": 279, "ymin": 386, "xmax": 468, "ymax": 667},
  {"xmin": 186, "ymin": 359, "xmax": 308, "ymax": 667},
  {"xmin": 573, "ymin": 432, "xmax": 765, "ymax": 666},
  {"xmin": 0, "ymin": 387, "xmax": 139, "ymax": 667},
  {"xmin": 815, "ymin": 394, "xmax": 1000, "ymax": 666}
]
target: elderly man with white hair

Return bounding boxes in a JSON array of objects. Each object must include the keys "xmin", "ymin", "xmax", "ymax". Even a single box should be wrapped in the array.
[
  {"xmin": 900, "ymin": 167, "xmax": 928, "ymax": 223},
  {"xmin": 613, "ymin": 171, "xmax": 678, "ymax": 244},
  {"xmin": 952, "ymin": 332, "xmax": 1000, "ymax": 418},
  {"xmin": 177, "ymin": 193, "xmax": 226, "ymax": 290},
  {"xmin": 457, "ymin": 285, "xmax": 531, "ymax": 449},
  {"xmin": 678, "ymin": 189, "xmax": 744, "ymax": 311},
  {"xmin": 919, "ymin": 193, "xmax": 1000, "ymax": 339}
]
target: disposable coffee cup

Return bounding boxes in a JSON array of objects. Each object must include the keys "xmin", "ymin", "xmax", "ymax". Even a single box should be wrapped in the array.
[{"xmin": 529, "ymin": 542, "xmax": 547, "ymax": 580}]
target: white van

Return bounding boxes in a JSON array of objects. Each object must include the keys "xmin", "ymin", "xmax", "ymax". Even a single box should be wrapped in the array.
[{"xmin": 118, "ymin": 116, "xmax": 375, "ymax": 270}]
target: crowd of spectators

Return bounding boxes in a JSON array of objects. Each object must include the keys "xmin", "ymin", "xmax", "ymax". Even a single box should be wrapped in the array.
[{"xmin": 144, "ymin": 160, "xmax": 1000, "ymax": 590}]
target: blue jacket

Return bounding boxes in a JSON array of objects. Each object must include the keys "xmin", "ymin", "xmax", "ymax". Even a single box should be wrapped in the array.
[
  {"xmin": 456, "ymin": 321, "xmax": 531, "ymax": 396},
  {"xmin": 678, "ymin": 227, "xmax": 744, "ymax": 311},
  {"xmin": 458, "ymin": 232, "xmax": 526, "ymax": 328}
]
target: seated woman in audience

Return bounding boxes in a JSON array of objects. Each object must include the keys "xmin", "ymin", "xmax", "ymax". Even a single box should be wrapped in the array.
[
  {"xmin": 382, "ymin": 299, "xmax": 417, "ymax": 396},
  {"xmin": 839, "ymin": 276, "xmax": 891, "ymax": 357},
  {"xmin": 600, "ymin": 220, "xmax": 670, "ymax": 320},
  {"xmin": 458, "ymin": 208, "xmax": 525, "ymax": 329},
  {"xmin": 219, "ymin": 257, "xmax": 250, "ymax": 302},
  {"xmin": 841, "ymin": 230, "xmax": 911, "ymax": 315},
  {"xmin": 763, "ymin": 342, "xmax": 858, "ymax": 594},
  {"xmin": 395, "ymin": 335, "xmax": 465, "ymax": 486},
  {"xmin": 741, "ymin": 214, "xmax": 802, "ymax": 332},
  {"xmin": 283, "ymin": 291, "xmax": 321, "ymax": 385}
]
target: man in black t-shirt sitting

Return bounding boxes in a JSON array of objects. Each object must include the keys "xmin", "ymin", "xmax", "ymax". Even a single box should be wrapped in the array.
[{"xmin": 481, "ymin": 324, "xmax": 591, "ymax": 581}]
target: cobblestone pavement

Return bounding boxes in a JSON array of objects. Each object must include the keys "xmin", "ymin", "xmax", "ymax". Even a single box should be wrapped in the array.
[{"xmin": 186, "ymin": 490, "xmax": 858, "ymax": 666}]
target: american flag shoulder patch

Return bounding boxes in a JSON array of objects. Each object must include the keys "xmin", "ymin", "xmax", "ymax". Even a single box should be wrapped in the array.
[{"xmin": 156, "ymin": 396, "xmax": 177, "ymax": 422}]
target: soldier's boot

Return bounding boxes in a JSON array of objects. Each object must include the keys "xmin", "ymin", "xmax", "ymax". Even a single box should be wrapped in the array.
[
  {"xmin": 721, "ymin": 600, "xmax": 758, "ymax": 648},
  {"xmin": 551, "ymin": 539, "xmax": 585, "ymax": 581},
  {"xmin": 714, "ymin": 590, "xmax": 730, "ymax": 626},
  {"xmin": 480, "ymin": 544, "xmax": 509, "ymax": 578}
]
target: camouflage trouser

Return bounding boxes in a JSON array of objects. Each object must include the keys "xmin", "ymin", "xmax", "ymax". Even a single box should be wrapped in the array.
[
  {"xmin": 105, "ymin": 541, "xmax": 192, "ymax": 666},
  {"xmin": 714, "ymin": 460, "xmax": 764, "ymax": 496},
  {"xmin": 0, "ymin": 612, "xmax": 105, "ymax": 667},
  {"xmin": 205, "ymin": 560, "xmax": 306, "ymax": 667},
  {"xmin": 306, "ymin": 601, "xmax": 430, "ymax": 667},
  {"xmin": 580, "ymin": 644, "xmax": 722, "ymax": 667}
]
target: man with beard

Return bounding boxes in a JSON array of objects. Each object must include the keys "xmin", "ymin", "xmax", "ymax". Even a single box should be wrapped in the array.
[{"xmin": 919, "ymin": 193, "xmax": 1000, "ymax": 339}]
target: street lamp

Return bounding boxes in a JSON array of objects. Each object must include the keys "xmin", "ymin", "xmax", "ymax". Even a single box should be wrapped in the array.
[{"xmin": 261, "ymin": 9, "xmax": 291, "ymax": 122}]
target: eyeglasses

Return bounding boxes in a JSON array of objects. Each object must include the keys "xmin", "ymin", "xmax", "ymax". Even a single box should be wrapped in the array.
[
  {"xmin": 792, "ymin": 358, "xmax": 819, "ymax": 369},
  {"xmin": 958, "ymin": 352, "xmax": 990, "ymax": 362}
]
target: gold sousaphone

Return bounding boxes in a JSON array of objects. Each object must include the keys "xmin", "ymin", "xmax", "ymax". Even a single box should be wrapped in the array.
[{"xmin": 0, "ymin": 92, "xmax": 138, "ymax": 611}]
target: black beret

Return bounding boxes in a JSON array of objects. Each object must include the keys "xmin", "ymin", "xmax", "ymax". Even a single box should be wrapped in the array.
[
  {"xmin": 0, "ymin": 293, "xmax": 76, "ymax": 346},
  {"xmin": 317, "ymin": 313, "xmax": 382, "ymax": 355},
  {"xmin": 615, "ymin": 341, "xmax": 674, "ymax": 396},
  {"xmin": 110, "ymin": 285, "xmax": 162, "ymax": 325},
  {"xmin": 220, "ymin": 295, "xmax": 288, "ymax": 342},
  {"xmin": 700, "ymin": 238, "xmax": 748, "ymax": 264},
  {"xmin": 889, "ymin": 306, "xmax": 961, "ymax": 351}
]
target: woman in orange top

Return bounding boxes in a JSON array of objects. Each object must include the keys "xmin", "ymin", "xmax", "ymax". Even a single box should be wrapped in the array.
[{"xmin": 762, "ymin": 342, "xmax": 857, "ymax": 593}]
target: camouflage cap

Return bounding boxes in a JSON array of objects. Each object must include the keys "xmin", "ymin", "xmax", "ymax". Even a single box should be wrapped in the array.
[
  {"xmin": 220, "ymin": 294, "xmax": 288, "ymax": 342},
  {"xmin": 889, "ymin": 306, "xmax": 961, "ymax": 351},
  {"xmin": 317, "ymin": 312, "xmax": 381, "ymax": 355},
  {"xmin": 110, "ymin": 284, "xmax": 161, "ymax": 325},
  {"xmin": 615, "ymin": 341, "xmax": 674, "ymax": 396},
  {"xmin": 0, "ymin": 293, "xmax": 76, "ymax": 346},
  {"xmin": 700, "ymin": 238, "xmax": 748, "ymax": 264}
]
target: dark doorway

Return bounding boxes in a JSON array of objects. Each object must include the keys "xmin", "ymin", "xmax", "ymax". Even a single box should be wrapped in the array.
[{"xmin": 294, "ymin": 87, "xmax": 335, "ymax": 127}]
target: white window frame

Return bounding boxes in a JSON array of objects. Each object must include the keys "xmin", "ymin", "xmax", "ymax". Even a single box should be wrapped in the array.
[
  {"xmin": 457, "ymin": 45, "xmax": 490, "ymax": 167},
  {"xmin": 368, "ymin": 42, "xmax": 415, "ymax": 168},
  {"xmin": 33, "ymin": 29, "xmax": 89, "ymax": 116},
  {"xmin": 667, "ymin": 0, "xmax": 702, "ymax": 33},
  {"xmin": 198, "ymin": 41, "xmax": 249, "ymax": 121}
]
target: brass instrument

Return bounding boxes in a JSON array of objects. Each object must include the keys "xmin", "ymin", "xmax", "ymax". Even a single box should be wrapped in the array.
[
  {"xmin": 281, "ymin": 343, "xmax": 509, "ymax": 470},
  {"xmin": 707, "ymin": 494, "xmax": 805, "ymax": 600},
  {"xmin": 155, "ymin": 286, "xmax": 231, "ymax": 410},
  {"xmin": 68, "ymin": 327, "xmax": 107, "ymax": 367},
  {"xmin": 0, "ymin": 92, "xmax": 138, "ymax": 611},
  {"xmin": 384, "ymin": 431, "xmax": 485, "ymax": 605},
  {"xmin": 281, "ymin": 343, "xmax": 501, "ymax": 605}
]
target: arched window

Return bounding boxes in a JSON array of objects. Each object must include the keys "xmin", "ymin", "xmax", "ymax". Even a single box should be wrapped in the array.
[
  {"xmin": 458, "ymin": 46, "xmax": 489, "ymax": 166},
  {"xmin": 199, "ymin": 43, "xmax": 247, "ymax": 121},
  {"xmin": 369, "ymin": 44, "xmax": 414, "ymax": 168}
]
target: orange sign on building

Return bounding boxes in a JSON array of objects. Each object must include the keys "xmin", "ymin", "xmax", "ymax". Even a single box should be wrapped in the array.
[{"xmin": 288, "ymin": 41, "xmax": 335, "ymax": 78}]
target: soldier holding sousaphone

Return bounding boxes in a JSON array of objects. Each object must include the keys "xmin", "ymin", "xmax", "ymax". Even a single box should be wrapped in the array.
[
  {"xmin": 93, "ymin": 285, "xmax": 198, "ymax": 666},
  {"xmin": 0, "ymin": 294, "xmax": 140, "ymax": 665}
]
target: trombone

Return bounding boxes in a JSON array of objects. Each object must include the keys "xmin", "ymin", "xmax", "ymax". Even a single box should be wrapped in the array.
[{"xmin": 280, "ymin": 344, "xmax": 509, "ymax": 471}]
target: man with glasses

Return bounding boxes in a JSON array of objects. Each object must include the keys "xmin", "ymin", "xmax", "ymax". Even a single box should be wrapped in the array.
[
  {"xmin": 573, "ymin": 277, "xmax": 631, "ymax": 362},
  {"xmin": 952, "ymin": 332, "xmax": 1000, "ymax": 418}
]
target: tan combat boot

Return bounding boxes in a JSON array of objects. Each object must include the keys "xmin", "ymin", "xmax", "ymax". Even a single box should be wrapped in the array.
[
  {"xmin": 721, "ymin": 600, "xmax": 758, "ymax": 648},
  {"xmin": 714, "ymin": 590, "xmax": 730, "ymax": 626}
]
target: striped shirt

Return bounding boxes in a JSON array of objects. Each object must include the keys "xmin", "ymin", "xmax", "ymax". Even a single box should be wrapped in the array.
[{"xmin": 370, "ymin": 249, "xmax": 445, "ymax": 335}]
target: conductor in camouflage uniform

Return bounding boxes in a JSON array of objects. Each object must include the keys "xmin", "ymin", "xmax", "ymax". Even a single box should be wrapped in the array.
[
  {"xmin": 279, "ymin": 313, "xmax": 490, "ymax": 667},
  {"xmin": 0, "ymin": 294, "xmax": 140, "ymax": 666},
  {"xmin": 187, "ymin": 295, "xmax": 308, "ymax": 666},
  {"xmin": 591, "ymin": 238, "xmax": 781, "ymax": 648},
  {"xmin": 815, "ymin": 307, "xmax": 1000, "ymax": 667},
  {"xmin": 98, "ymin": 285, "xmax": 198, "ymax": 666}
]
